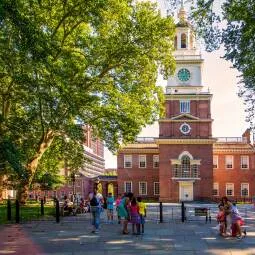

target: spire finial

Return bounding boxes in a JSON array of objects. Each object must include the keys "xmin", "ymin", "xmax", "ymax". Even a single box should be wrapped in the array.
[{"xmin": 178, "ymin": 0, "xmax": 187, "ymax": 22}]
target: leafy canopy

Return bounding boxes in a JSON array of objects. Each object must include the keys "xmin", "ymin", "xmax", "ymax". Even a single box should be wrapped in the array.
[{"xmin": 0, "ymin": 0, "xmax": 176, "ymax": 188}]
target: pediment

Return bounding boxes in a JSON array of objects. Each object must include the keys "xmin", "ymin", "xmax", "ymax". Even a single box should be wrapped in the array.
[{"xmin": 171, "ymin": 113, "xmax": 199, "ymax": 120}]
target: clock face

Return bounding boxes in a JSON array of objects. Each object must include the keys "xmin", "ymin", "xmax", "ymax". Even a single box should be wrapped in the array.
[
  {"xmin": 177, "ymin": 68, "xmax": 191, "ymax": 82},
  {"xmin": 180, "ymin": 123, "xmax": 191, "ymax": 135}
]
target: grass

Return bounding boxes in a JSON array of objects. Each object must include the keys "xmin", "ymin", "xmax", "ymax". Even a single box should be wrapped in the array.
[{"xmin": 0, "ymin": 200, "xmax": 55, "ymax": 224}]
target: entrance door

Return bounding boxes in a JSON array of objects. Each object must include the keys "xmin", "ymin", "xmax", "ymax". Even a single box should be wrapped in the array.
[{"xmin": 179, "ymin": 182, "xmax": 193, "ymax": 201}]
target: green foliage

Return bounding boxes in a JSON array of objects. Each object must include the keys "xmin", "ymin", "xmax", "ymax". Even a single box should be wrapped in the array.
[{"xmin": 0, "ymin": 0, "xmax": 176, "ymax": 194}]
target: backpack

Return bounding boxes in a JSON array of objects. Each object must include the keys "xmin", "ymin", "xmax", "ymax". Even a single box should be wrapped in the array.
[{"xmin": 90, "ymin": 195, "xmax": 99, "ymax": 207}]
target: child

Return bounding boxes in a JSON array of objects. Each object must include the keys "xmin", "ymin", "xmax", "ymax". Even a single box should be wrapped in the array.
[
  {"xmin": 217, "ymin": 205, "xmax": 226, "ymax": 236},
  {"xmin": 231, "ymin": 203, "xmax": 246, "ymax": 239},
  {"xmin": 106, "ymin": 193, "xmax": 114, "ymax": 224},
  {"xmin": 137, "ymin": 197, "xmax": 146, "ymax": 234},
  {"xmin": 115, "ymin": 195, "xmax": 122, "ymax": 224},
  {"xmin": 129, "ymin": 197, "xmax": 140, "ymax": 235}
]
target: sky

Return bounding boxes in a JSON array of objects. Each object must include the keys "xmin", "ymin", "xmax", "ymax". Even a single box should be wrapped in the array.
[{"xmin": 104, "ymin": 0, "xmax": 249, "ymax": 169}]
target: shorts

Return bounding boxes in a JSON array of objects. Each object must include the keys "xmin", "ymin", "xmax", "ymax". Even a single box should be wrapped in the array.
[
  {"xmin": 140, "ymin": 215, "xmax": 145, "ymax": 224},
  {"xmin": 107, "ymin": 209, "xmax": 113, "ymax": 214}
]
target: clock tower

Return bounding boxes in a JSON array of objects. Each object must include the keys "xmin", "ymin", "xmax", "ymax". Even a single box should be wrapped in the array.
[{"xmin": 157, "ymin": 5, "xmax": 215, "ymax": 202}]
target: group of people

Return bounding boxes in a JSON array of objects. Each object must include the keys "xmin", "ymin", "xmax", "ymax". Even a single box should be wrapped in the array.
[
  {"xmin": 88, "ymin": 187, "xmax": 146, "ymax": 235},
  {"xmin": 117, "ymin": 192, "xmax": 146, "ymax": 235},
  {"xmin": 217, "ymin": 196, "xmax": 246, "ymax": 239}
]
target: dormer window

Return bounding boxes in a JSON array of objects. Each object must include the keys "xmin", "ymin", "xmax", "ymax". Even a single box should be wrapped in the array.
[{"xmin": 181, "ymin": 33, "xmax": 187, "ymax": 48}]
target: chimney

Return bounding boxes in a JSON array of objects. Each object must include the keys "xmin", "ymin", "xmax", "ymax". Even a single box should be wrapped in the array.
[{"xmin": 242, "ymin": 129, "xmax": 250, "ymax": 144}]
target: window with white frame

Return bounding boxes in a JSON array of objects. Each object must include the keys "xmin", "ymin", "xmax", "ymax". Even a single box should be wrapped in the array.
[
  {"xmin": 154, "ymin": 182, "xmax": 160, "ymax": 195},
  {"xmin": 124, "ymin": 155, "xmax": 132, "ymax": 168},
  {"xmin": 124, "ymin": 181, "xmax": 132, "ymax": 193},
  {"xmin": 139, "ymin": 182, "xmax": 147, "ymax": 195},
  {"xmin": 180, "ymin": 100, "xmax": 190, "ymax": 113},
  {"xmin": 241, "ymin": 155, "xmax": 249, "ymax": 169},
  {"xmin": 139, "ymin": 155, "xmax": 146, "ymax": 168},
  {"xmin": 213, "ymin": 183, "xmax": 219, "ymax": 196},
  {"xmin": 153, "ymin": 155, "xmax": 159, "ymax": 168},
  {"xmin": 225, "ymin": 155, "xmax": 233, "ymax": 169},
  {"xmin": 241, "ymin": 183, "xmax": 249, "ymax": 196},
  {"xmin": 213, "ymin": 155, "xmax": 218, "ymax": 169},
  {"xmin": 226, "ymin": 183, "xmax": 234, "ymax": 196}
]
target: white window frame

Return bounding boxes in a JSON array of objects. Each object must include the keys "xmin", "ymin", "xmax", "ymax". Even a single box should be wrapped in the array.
[
  {"xmin": 139, "ymin": 182, "xmax": 147, "ymax": 195},
  {"xmin": 241, "ymin": 183, "xmax": 249, "ymax": 197},
  {"xmin": 213, "ymin": 155, "xmax": 218, "ymax": 169},
  {"xmin": 154, "ymin": 182, "xmax": 160, "ymax": 195},
  {"xmin": 226, "ymin": 183, "xmax": 234, "ymax": 196},
  {"xmin": 124, "ymin": 181, "xmax": 132, "ymax": 193},
  {"xmin": 153, "ymin": 155, "xmax": 159, "ymax": 168},
  {"xmin": 241, "ymin": 155, "xmax": 249, "ymax": 169},
  {"xmin": 180, "ymin": 100, "xmax": 190, "ymax": 113},
  {"xmin": 225, "ymin": 155, "xmax": 233, "ymax": 169},
  {"xmin": 139, "ymin": 155, "xmax": 146, "ymax": 168},
  {"xmin": 124, "ymin": 155, "xmax": 132, "ymax": 168},
  {"xmin": 213, "ymin": 183, "xmax": 219, "ymax": 196}
]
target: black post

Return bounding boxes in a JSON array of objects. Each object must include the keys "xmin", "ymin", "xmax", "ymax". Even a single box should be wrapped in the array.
[
  {"xmin": 7, "ymin": 199, "xmax": 11, "ymax": 221},
  {"xmin": 181, "ymin": 201, "xmax": 185, "ymax": 223},
  {"xmin": 56, "ymin": 199, "xmax": 60, "ymax": 223},
  {"xmin": 209, "ymin": 208, "xmax": 211, "ymax": 223},
  {"xmin": 41, "ymin": 199, "xmax": 44, "ymax": 216},
  {"xmin": 205, "ymin": 209, "xmax": 208, "ymax": 223},
  {"xmin": 159, "ymin": 202, "xmax": 163, "ymax": 223},
  {"xmin": 15, "ymin": 200, "xmax": 20, "ymax": 223}
]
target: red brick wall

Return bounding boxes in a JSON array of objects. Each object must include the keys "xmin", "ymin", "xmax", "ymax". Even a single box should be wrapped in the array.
[
  {"xmin": 159, "ymin": 144, "xmax": 213, "ymax": 202},
  {"xmin": 159, "ymin": 122, "xmax": 212, "ymax": 138},
  {"xmin": 117, "ymin": 153, "xmax": 159, "ymax": 198},
  {"xmin": 165, "ymin": 100, "xmax": 211, "ymax": 118},
  {"xmin": 213, "ymin": 153, "xmax": 255, "ymax": 198}
]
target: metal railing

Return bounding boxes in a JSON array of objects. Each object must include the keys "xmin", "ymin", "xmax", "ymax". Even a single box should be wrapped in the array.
[
  {"xmin": 172, "ymin": 168, "xmax": 199, "ymax": 178},
  {"xmin": 135, "ymin": 137, "xmax": 157, "ymax": 143},
  {"xmin": 216, "ymin": 137, "xmax": 247, "ymax": 143}
]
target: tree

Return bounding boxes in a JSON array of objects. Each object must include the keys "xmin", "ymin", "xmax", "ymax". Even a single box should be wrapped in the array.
[
  {"xmin": 175, "ymin": 0, "xmax": 255, "ymax": 129},
  {"xmin": 0, "ymin": 0, "xmax": 176, "ymax": 203}
]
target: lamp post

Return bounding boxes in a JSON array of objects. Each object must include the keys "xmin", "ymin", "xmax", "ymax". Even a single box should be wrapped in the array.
[{"xmin": 70, "ymin": 172, "xmax": 76, "ymax": 203}]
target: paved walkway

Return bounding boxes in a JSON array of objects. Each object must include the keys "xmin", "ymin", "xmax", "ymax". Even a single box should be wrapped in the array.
[{"xmin": 1, "ymin": 215, "xmax": 255, "ymax": 255}]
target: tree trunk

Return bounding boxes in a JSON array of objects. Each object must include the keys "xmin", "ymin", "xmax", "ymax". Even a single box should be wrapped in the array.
[
  {"xmin": 0, "ymin": 175, "xmax": 4, "ymax": 201},
  {"xmin": 17, "ymin": 129, "xmax": 55, "ymax": 204}
]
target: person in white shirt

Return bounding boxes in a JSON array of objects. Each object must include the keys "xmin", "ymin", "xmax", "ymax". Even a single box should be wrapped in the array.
[{"xmin": 88, "ymin": 187, "xmax": 104, "ymax": 233}]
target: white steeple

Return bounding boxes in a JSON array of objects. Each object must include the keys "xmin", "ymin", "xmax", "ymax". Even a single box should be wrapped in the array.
[{"xmin": 166, "ymin": 4, "xmax": 205, "ymax": 95}]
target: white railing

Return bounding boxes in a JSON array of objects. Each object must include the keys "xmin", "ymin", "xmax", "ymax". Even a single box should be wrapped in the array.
[
  {"xmin": 216, "ymin": 137, "xmax": 247, "ymax": 143},
  {"xmin": 135, "ymin": 137, "xmax": 157, "ymax": 143}
]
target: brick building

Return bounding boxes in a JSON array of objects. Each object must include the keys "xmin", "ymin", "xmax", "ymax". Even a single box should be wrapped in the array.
[
  {"xmin": 28, "ymin": 125, "xmax": 105, "ymax": 201},
  {"xmin": 117, "ymin": 7, "xmax": 255, "ymax": 202}
]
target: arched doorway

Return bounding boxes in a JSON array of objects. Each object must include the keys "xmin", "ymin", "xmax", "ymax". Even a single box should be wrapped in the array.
[{"xmin": 108, "ymin": 183, "xmax": 114, "ymax": 195}]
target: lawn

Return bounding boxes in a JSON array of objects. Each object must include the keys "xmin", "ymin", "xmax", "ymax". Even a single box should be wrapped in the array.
[{"xmin": 0, "ymin": 200, "xmax": 55, "ymax": 224}]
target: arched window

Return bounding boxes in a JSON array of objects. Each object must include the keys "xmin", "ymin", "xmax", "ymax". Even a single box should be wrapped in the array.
[
  {"xmin": 181, "ymin": 33, "xmax": 187, "ymax": 48},
  {"xmin": 181, "ymin": 156, "xmax": 190, "ymax": 177},
  {"xmin": 174, "ymin": 36, "xmax": 177, "ymax": 49}
]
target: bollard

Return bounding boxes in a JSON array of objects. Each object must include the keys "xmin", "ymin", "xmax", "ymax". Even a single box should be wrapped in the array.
[
  {"xmin": 159, "ymin": 202, "xmax": 163, "ymax": 223},
  {"xmin": 209, "ymin": 208, "xmax": 211, "ymax": 223},
  {"xmin": 205, "ymin": 209, "xmax": 208, "ymax": 223},
  {"xmin": 7, "ymin": 199, "xmax": 11, "ymax": 221},
  {"xmin": 41, "ymin": 199, "xmax": 44, "ymax": 216},
  {"xmin": 56, "ymin": 199, "xmax": 60, "ymax": 223},
  {"xmin": 15, "ymin": 200, "xmax": 20, "ymax": 223},
  {"xmin": 181, "ymin": 202, "xmax": 185, "ymax": 222}
]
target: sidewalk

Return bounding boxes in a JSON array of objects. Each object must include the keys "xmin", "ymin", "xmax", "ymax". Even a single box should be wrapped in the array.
[{"xmin": 0, "ymin": 217, "xmax": 255, "ymax": 255}]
